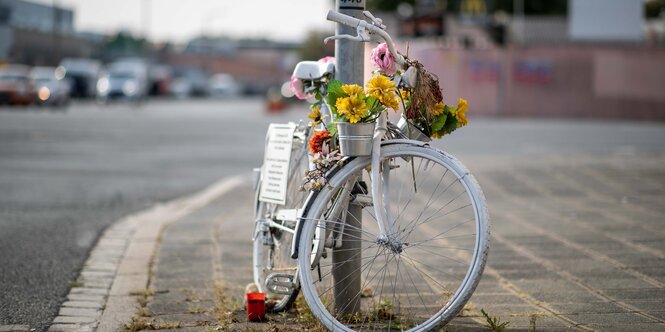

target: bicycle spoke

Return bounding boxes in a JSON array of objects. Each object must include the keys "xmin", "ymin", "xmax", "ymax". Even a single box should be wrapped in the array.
[
  {"xmin": 400, "ymin": 251, "xmax": 453, "ymax": 294},
  {"xmin": 401, "ymin": 178, "xmax": 465, "ymax": 239},
  {"xmin": 406, "ymin": 244, "xmax": 469, "ymax": 266}
]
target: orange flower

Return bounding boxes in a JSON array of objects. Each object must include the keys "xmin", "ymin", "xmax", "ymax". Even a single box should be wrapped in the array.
[{"xmin": 308, "ymin": 130, "xmax": 331, "ymax": 154}]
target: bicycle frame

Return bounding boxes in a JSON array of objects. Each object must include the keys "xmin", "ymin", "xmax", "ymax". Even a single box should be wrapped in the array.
[
  {"xmin": 290, "ymin": 114, "xmax": 406, "ymax": 262},
  {"xmin": 289, "ymin": 8, "xmax": 416, "ymax": 259}
]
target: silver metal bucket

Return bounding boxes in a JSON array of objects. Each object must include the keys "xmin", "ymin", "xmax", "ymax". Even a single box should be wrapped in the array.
[
  {"xmin": 397, "ymin": 117, "xmax": 431, "ymax": 142},
  {"xmin": 337, "ymin": 122, "xmax": 375, "ymax": 157}
]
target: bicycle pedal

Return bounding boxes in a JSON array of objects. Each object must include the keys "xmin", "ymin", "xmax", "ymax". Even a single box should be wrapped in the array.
[{"xmin": 265, "ymin": 273, "xmax": 296, "ymax": 295}]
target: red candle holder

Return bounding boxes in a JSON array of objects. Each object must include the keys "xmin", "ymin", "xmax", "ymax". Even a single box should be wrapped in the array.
[{"xmin": 246, "ymin": 292, "xmax": 266, "ymax": 321}]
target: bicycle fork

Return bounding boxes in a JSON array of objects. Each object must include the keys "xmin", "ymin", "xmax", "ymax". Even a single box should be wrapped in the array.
[{"xmin": 370, "ymin": 113, "xmax": 398, "ymax": 243}]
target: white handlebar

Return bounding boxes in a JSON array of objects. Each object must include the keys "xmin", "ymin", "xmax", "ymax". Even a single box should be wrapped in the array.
[
  {"xmin": 327, "ymin": 10, "xmax": 363, "ymax": 29},
  {"xmin": 326, "ymin": 10, "xmax": 406, "ymax": 67}
]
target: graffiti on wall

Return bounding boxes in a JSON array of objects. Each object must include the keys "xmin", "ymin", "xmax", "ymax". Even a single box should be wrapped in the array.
[
  {"xmin": 513, "ymin": 60, "xmax": 553, "ymax": 85},
  {"xmin": 468, "ymin": 59, "xmax": 499, "ymax": 82}
]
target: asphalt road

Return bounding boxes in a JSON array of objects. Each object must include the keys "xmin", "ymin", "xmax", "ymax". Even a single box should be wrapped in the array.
[
  {"xmin": 0, "ymin": 99, "xmax": 304, "ymax": 331},
  {"xmin": 1, "ymin": 99, "xmax": 664, "ymax": 330}
]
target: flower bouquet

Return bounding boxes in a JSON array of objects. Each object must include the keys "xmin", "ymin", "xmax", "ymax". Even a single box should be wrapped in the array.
[{"xmin": 370, "ymin": 43, "xmax": 469, "ymax": 140}]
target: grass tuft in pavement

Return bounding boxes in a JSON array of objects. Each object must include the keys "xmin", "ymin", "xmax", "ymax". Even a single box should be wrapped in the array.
[
  {"xmin": 212, "ymin": 282, "xmax": 243, "ymax": 329},
  {"xmin": 292, "ymin": 296, "xmax": 326, "ymax": 331},
  {"xmin": 137, "ymin": 306, "xmax": 153, "ymax": 317},
  {"xmin": 129, "ymin": 289, "xmax": 156, "ymax": 297},
  {"xmin": 123, "ymin": 316, "xmax": 181, "ymax": 331},
  {"xmin": 481, "ymin": 308, "xmax": 511, "ymax": 332}
]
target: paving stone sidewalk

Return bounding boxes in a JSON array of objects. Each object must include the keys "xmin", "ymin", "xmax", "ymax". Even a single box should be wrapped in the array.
[{"xmin": 111, "ymin": 154, "xmax": 664, "ymax": 331}]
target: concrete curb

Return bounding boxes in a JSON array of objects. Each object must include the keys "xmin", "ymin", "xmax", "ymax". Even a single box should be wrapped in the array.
[{"xmin": 48, "ymin": 174, "xmax": 248, "ymax": 332}]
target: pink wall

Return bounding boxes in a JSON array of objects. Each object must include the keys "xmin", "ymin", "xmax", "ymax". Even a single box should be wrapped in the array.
[{"xmin": 409, "ymin": 45, "xmax": 665, "ymax": 121}]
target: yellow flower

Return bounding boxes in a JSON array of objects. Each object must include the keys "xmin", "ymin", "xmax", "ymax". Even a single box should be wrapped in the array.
[
  {"xmin": 431, "ymin": 130, "xmax": 448, "ymax": 139},
  {"xmin": 366, "ymin": 75, "xmax": 398, "ymax": 110},
  {"xmin": 341, "ymin": 84, "xmax": 364, "ymax": 97},
  {"xmin": 381, "ymin": 92, "xmax": 399, "ymax": 110},
  {"xmin": 336, "ymin": 96, "xmax": 368, "ymax": 123},
  {"xmin": 455, "ymin": 98, "xmax": 468, "ymax": 126},
  {"xmin": 400, "ymin": 89, "xmax": 411, "ymax": 101},
  {"xmin": 336, "ymin": 97, "xmax": 349, "ymax": 113},
  {"xmin": 432, "ymin": 102, "xmax": 445, "ymax": 116},
  {"xmin": 308, "ymin": 107, "xmax": 322, "ymax": 125},
  {"xmin": 366, "ymin": 75, "xmax": 396, "ymax": 96}
]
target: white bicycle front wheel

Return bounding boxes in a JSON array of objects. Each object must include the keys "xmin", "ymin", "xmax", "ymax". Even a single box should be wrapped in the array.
[{"xmin": 297, "ymin": 142, "xmax": 490, "ymax": 331}]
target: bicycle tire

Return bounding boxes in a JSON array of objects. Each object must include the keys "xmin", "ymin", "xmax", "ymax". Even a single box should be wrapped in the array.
[
  {"xmin": 297, "ymin": 142, "xmax": 490, "ymax": 331},
  {"xmin": 252, "ymin": 130, "xmax": 309, "ymax": 312}
]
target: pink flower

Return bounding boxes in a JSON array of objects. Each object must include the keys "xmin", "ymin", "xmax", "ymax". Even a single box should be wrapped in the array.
[
  {"xmin": 318, "ymin": 56, "xmax": 335, "ymax": 64},
  {"xmin": 370, "ymin": 43, "xmax": 397, "ymax": 75},
  {"xmin": 290, "ymin": 75, "xmax": 308, "ymax": 100}
]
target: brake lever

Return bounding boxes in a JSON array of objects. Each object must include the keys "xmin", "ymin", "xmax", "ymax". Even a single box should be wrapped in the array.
[{"xmin": 324, "ymin": 25, "xmax": 371, "ymax": 44}]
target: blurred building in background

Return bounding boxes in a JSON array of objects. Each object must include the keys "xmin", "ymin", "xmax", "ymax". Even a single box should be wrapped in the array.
[
  {"xmin": 0, "ymin": 0, "xmax": 73, "ymax": 34},
  {"xmin": 0, "ymin": 0, "xmax": 96, "ymax": 65}
]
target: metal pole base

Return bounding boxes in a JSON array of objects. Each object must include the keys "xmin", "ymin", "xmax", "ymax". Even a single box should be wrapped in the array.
[{"xmin": 332, "ymin": 198, "xmax": 362, "ymax": 316}]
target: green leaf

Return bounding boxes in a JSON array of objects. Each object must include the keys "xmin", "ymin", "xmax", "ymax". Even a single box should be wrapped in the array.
[
  {"xmin": 445, "ymin": 104, "xmax": 457, "ymax": 115},
  {"xmin": 365, "ymin": 95, "xmax": 378, "ymax": 106},
  {"xmin": 326, "ymin": 79, "xmax": 345, "ymax": 113},
  {"xmin": 430, "ymin": 114, "xmax": 447, "ymax": 133},
  {"xmin": 441, "ymin": 113, "xmax": 459, "ymax": 135},
  {"xmin": 326, "ymin": 122, "xmax": 338, "ymax": 137},
  {"xmin": 365, "ymin": 96, "xmax": 381, "ymax": 116},
  {"xmin": 327, "ymin": 79, "xmax": 344, "ymax": 94}
]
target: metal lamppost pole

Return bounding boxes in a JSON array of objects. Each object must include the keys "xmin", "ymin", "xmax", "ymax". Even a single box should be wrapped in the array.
[{"xmin": 332, "ymin": 0, "xmax": 365, "ymax": 316}]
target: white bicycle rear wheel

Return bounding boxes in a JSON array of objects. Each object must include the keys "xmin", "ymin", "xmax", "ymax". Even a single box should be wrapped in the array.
[
  {"xmin": 297, "ymin": 142, "xmax": 489, "ymax": 331},
  {"xmin": 253, "ymin": 132, "xmax": 309, "ymax": 312}
]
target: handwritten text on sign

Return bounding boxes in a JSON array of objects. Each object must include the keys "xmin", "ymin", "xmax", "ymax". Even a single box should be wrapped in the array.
[{"xmin": 259, "ymin": 123, "xmax": 296, "ymax": 205}]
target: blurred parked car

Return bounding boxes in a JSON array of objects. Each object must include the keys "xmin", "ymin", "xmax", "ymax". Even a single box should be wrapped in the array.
[
  {"xmin": 208, "ymin": 73, "xmax": 241, "ymax": 98},
  {"xmin": 170, "ymin": 66, "xmax": 209, "ymax": 98},
  {"xmin": 30, "ymin": 66, "xmax": 70, "ymax": 106},
  {"xmin": 0, "ymin": 65, "xmax": 35, "ymax": 105},
  {"xmin": 96, "ymin": 60, "xmax": 149, "ymax": 102},
  {"xmin": 59, "ymin": 58, "xmax": 102, "ymax": 98},
  {"xmin": 149, "ymin": 64, "xmax": 173, "ymax": 96}
]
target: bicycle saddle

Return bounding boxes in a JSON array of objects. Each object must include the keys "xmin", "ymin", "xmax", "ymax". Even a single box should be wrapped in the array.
[{"xmin": 292, "ymin": 61, "xmax": 335, "ymax": 81}]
